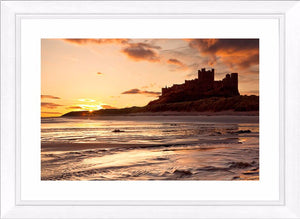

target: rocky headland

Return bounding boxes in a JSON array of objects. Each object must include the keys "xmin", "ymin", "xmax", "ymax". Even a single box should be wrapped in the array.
[{"xmin": 62, "ymin": 95, "xmax": 259, "ymax": 117}]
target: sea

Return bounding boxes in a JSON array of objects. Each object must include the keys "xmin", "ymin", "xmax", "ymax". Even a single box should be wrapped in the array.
[{"xmin": 41, "ymin": 115, "xmax": 259, "ymax": 181}]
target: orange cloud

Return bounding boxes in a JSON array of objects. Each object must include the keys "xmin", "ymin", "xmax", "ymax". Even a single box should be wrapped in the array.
[
  {"xmin": 167, "ymin": 58, "xmax": 184, "ymax": 66},
  {"xmin": 63, "ymin": 39, "xmax": 129, "ymax": 45},
  {"xmin": 41, "ymin": 112, "xmax": 61, "ymax": 115},
  {"xmin": 122, "ymin": 88, "xmax": 160, "ymax": 96},
  {"xmin": 121, "ymin": 43, "xmax": 160, "ymax": 62},
  {"xmin": 128, "ymin": 42, "xmax": 161, "ymax": 50},
  {"xmin": 41, "ymin": 102, "xmax": 63, "ymax": 109},
  {"xmin": 187, "ymin": 39, "xmax": 259, "ymax": 71},
  {"xmin": 166, "ymin": 58, "xmax": 189, "ymax": 72},
  {"xmin": 41, "ymin": 95, "xmax": 60, "ymax": 99},
  {"xmin": 67, "ymin": 106, "xmax": 83, "ymax": 109},
  {"xmin": 97, "ymin": 72, "xmax": 103, "ymax": 75}
]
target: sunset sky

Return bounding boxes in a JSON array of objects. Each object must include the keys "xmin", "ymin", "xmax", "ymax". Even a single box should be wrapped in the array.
[{"xmin": 41, "ymin": 38, "xmax": 259, "ymax": 117}]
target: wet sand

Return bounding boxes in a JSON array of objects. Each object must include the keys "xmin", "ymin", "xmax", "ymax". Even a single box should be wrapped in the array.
[
  {"xmin": 41, "ymin": 115, "xmax": 259, "ymax": 181},
  {"xmin": 41, "ymin": 142, "xmax": 259, "ymax": 181},
  {"xmin": 42, "ymin": 142, "xmax": 144, "ymax": 152}
]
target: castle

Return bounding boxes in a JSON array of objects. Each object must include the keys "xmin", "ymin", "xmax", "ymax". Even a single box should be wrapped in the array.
[{"xmin": 149, "ymin": 68, "xmax": 240, "ymax": 105}]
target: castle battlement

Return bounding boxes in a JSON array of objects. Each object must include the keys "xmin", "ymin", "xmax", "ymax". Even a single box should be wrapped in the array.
[{"xmin": 157, "ymin": 68, "xmax": 239, "ymax": 104}]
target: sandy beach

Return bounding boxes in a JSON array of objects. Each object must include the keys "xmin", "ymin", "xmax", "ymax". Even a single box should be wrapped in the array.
[{"xmin": 41, "ymin": 115, "xmax": 259, "ymax": 181}]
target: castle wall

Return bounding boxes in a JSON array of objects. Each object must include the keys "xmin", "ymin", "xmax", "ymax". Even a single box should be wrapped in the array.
[
  {"xmin": 161, "ymin": 68, "xmax": 239, "ymax": 100},
  {"xmin": 213, "ymin": 81, "xmax": 223, "ymax": 89}
]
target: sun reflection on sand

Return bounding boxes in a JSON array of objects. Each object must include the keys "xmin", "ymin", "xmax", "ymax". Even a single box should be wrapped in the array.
[
  {"xmin": 82, "ymin": 149, "xmax": 174, "ymax": 169},
  {"xmin": 41, "ymin": 116, "xmax": 259, "ymax": 180}
]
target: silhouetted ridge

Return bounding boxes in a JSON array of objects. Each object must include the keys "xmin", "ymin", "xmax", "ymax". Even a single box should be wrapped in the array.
[{"xmin": 62, "ymin": 95, "xmax": 259, "ymax": 117}]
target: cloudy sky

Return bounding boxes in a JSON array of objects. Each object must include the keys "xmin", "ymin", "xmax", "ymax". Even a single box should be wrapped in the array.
[{"xmin": 41, "ymin": 38, "xmax": 259, "ymax": 117}]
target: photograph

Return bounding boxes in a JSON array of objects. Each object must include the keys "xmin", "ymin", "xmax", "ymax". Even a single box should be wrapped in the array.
[
  {"xmin": 41, "ymin": 38, "xmax": 259, "ymax": 181},
  {"xmin": 4, "ymin": 1, "xmax": 300, "ymax": 218}
]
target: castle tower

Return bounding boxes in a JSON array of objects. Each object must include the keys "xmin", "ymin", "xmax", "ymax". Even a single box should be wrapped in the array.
[
  {"xmin": 231, "ymin": 73, "xmax": 238, "ymax": 91},
  {"xmin": 223, "ymin": 74, "xmax": 231, "ymax": 89},
  {"xmin": 198, "ymin": 68, "xmax": 214, "ymax": 82},
  {"xmin": 198, "ymin": 68, "xmax": 205, "ymax": 81},
  {"xmin": 198, "ymin": 68, "xmax": 214, "ymax": 90}
]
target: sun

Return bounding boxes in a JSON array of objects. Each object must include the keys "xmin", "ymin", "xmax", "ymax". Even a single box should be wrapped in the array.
[
  {"xmin": 67, "ymin": 101, "xmax": 108, "ymax": 113},
  {"xmin": 76, "ymin": 103, "xmax": 104, "ymax": 111}
]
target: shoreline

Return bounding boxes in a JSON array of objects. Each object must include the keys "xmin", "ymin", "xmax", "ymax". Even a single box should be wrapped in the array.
[
  {"xmin": 43, "ymin": 110, "xmax": 259, "ymax": 119},
  {"xmin": 43, "ymin": 114, "xmax": 259, "ymax": 123},
  {"xmin": 41, "ymin": 142, "xmax": 184, "ymax": 152}
]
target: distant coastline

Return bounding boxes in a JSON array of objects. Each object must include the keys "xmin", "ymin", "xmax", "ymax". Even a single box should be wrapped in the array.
[{"xmin": 62, "ymin": 95, "xmax": 259, "ymax": 117}]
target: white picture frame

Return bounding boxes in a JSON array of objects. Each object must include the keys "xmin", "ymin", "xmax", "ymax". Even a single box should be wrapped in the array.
[{"xmin": 1, "ymin": 1, "xmax": 300, "ymax": 218}]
